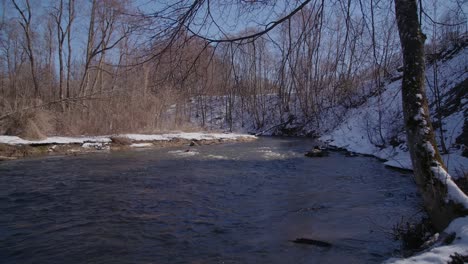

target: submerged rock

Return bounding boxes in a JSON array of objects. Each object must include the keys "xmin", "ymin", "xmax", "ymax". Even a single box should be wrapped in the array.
[
  {"xmin": 291, "ymin": 238, "xmax": 332, "ymax": 247},
  {"xmin": 305, "ymin": 146, "xmax": 329, "ymax": 157},
  {"xmin": 345, "ymin": 151, "xmax": 358, "ymax": 157},
  {"xmin": 189, "ymin": 140, "xmax": 200, "ymax": 146}
]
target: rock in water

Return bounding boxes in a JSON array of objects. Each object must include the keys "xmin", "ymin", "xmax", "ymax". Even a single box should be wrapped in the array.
[
  {"xmin": 189, "ymin": 141, "xmax": 199, "ymax": 146},
  {"xmin": 291, "ymin": 238, "xmax": 332, "ymax": 247},
  {"xmin": 305, "ymin": 148, "xmax": 329, "ymax": 157},
  {"xmin": 345, "ymin": 151, "xmax": 358, "ymax": 157}
]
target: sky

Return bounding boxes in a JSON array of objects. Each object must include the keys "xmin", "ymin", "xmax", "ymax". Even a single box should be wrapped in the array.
[{"xmin": 1, "ymin": 0, "xmax": 466, "ymax": 68}]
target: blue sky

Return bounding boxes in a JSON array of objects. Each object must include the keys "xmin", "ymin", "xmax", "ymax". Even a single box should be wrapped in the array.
[{"xmin": 1, "ymin": 0, "xmax": 466, "ymax": 67}]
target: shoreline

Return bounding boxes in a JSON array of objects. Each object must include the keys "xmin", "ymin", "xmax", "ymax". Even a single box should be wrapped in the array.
[
  {"xmin": 321, "ymin": 139, "xmax": 467, "ymax": 179},
  {"xmin": 0, "ymin": 133, "xmax": 257, "ymax": 161}
]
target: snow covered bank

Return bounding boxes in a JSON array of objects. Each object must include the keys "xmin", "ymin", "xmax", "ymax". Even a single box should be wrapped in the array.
[
  {"xmin": 123, "ymin": 132, "xmax": 257, "ymax": 142},
  {"xmin": 321, "ymin": 129, "xmax": 467, "ymax": 178},
  {"xmin": 0, "ymin": 132, "xmax": 257, "ymax": 160},
  {"xmin": 385, "ymin": 217, "xmax": 468, "ymax": 264},
  {"xmin": 0, "ymin": 135, "xmax": 111, "ymax": 145},
  {"xmin": 0, "ymin": 132, "xmax": 256, "ymax": 146},
  {"xmin": 382, "ymin": 150, "xmax": 467, "ymax": 178}
]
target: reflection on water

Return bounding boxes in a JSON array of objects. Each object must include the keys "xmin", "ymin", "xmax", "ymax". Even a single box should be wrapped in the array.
[{"xmin": 0, "ymin": 137, "xmax": 420, "ymax": 263}]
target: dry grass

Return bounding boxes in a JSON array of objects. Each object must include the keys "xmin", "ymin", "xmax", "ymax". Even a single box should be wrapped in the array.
[{"xmin": 3, "ymin": 110, "xmax": 54, "ymax": 140}]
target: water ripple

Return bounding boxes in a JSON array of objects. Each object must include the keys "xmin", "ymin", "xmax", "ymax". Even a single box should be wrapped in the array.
[{"xmin": 0, "ymin": 137, "xmax": 419, "ymax": 264}]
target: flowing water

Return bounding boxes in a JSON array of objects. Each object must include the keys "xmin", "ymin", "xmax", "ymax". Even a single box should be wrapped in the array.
[{"xmin": 0, "ymin": 137, "xmax": 421, "ymax": 263}]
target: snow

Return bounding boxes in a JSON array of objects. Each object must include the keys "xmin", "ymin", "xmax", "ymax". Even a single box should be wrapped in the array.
[
  {"xmin": 123, "ymin": 132, "xmax": 256, "ymax": 141},
  {"xmin": 438, "ymin": 110, "xmax": 465, "ymax": 150},
  {"xmin": 82, "ymin": 142, "xmax": 105, "ymax": 148},
  {"xmin": 0, "ymin": 133, "xmax": 256, "ymax": 145},
  {"xmin": 414, "ymin": 108, "xmax": 426, "ymax": 122},
  {"xmin": 385, "ymin": 216, "xmax": 468, "ymax": 264},
  {"xmin": 0, "ymin": 135, "xmax": 111, "ymax": 145},
  {"xmin": 381, "ymin": 150, "xmax": 468, "ymax": 179},
  {"xmin": 383, "ymin": 151, "xmax": 413, "ymax": 171},
  {"xmin": 130, "ymin": 143, "xmax": 153, "ymax": 148},
  {"xmin": 431, "ymin": 163, "xmax": 468, "ymax": 208},
  {"xmin": 324, "ymin": 129, "xmax": 467, "ymax": 177},
  {"xmin": 442, "ymin": 153, "xmax": 468, "ymax": 179},
  {"xmin": 422, "ymin": 142, "xmax": 436, "ymax": 157},
  {"xmin": 122, "ymin": 134, "xmax": 168, "ymax": 141}
]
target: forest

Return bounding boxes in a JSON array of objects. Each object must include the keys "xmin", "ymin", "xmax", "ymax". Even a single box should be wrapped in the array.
[{"xmin": 0, "ymin": 0, "xmax": 463, "ymax": 137}]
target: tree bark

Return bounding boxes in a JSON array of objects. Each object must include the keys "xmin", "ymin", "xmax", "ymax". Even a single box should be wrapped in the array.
[{"xmin": 394, "ymin": 0, "xmax": 468, "ymax": 230}]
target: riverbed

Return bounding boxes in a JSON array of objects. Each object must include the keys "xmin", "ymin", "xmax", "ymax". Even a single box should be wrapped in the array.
[{"xmin": 0, "ymin": 137, "xmax": 421, "ymax": 263}]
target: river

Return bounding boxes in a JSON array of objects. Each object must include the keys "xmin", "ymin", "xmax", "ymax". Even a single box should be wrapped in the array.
[{"xmin": 0, "ymin": 137, "xmax": 421, "ymax": 263}]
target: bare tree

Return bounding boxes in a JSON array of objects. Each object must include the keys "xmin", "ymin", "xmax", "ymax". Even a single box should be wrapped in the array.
[
  {"xmin": 79, "ymin": 0, "xmax": 130, "ymax": 96},
  {"xmin": 11, "ymin": 0, "xmax": 39, "ymax": 98}
]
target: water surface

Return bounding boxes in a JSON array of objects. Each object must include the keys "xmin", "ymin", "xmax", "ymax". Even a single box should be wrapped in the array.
[{"xmin": 0, "ymin": 137, "xmax": 420, "ymax": 263}]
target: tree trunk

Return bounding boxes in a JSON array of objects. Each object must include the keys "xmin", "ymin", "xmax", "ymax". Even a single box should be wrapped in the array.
[
  {"xmin": 80, "ymin": 0, "xmax": 97, "ymax": 96},
  {"xmin": 394, "ymin": 0, "xmax": 468, "ymax": 230},
  {"xmin": 56, "ymin": 0, "xmax": 64, "ymax": 104},
  {"xmin": 66, "ymin": 0, "xmax": 74, "ymax": 100}
]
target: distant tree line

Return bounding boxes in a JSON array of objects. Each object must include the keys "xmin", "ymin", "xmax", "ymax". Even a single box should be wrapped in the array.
[{"xmin": 0, "ymin": 0, "xmax": 465, "ymax": 138}]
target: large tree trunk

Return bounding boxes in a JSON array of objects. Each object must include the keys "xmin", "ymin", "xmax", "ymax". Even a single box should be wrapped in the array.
[{"xmin": 394, "ymin": 0, "xmax": 468, "ymax": 230}]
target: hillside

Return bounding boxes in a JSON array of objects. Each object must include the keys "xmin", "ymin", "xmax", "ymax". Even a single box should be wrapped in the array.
[{"xmin": 320, "ymin": 40, "xmax": 467, "ymax": 177}]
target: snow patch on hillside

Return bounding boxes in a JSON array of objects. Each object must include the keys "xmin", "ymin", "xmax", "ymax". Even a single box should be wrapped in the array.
[{"xmin": 321, "ymin": 46, "xmax": 467, "ymax": 177}]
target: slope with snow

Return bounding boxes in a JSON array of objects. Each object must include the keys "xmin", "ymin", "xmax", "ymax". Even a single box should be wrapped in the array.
[{"xmin": 320, "ymin": 44, "xmax": 467, "ymax": 177}]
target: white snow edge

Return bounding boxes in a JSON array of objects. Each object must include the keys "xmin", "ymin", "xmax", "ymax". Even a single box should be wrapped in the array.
[{"xmin": 0, "ymin": 133, "xmax": 257, "ymax": 145}]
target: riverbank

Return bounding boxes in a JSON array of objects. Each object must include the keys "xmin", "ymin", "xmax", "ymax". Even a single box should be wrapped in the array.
[
  {"xmin": 320, "ymin": 134, "xmax": 467, "ymax": 178},
  {"xmin": 0, "ymin": 132, "xmax": 257, "ymax": 161}
]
